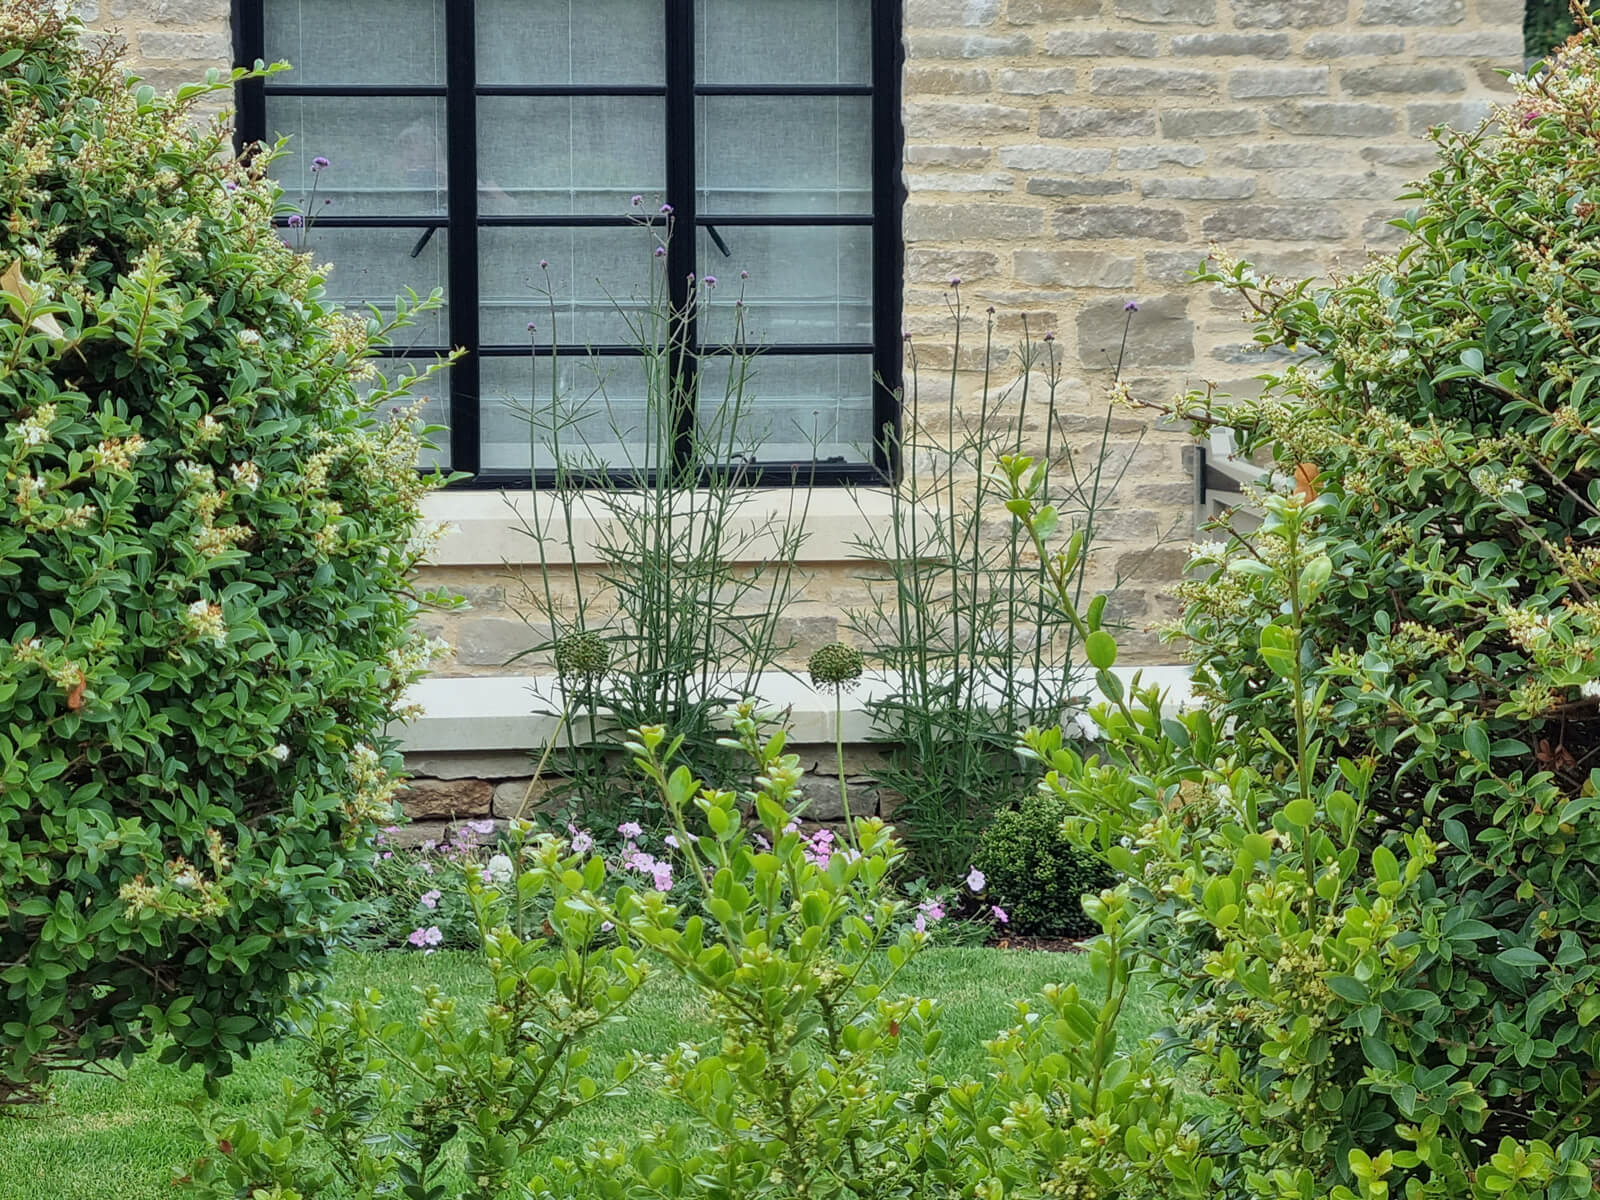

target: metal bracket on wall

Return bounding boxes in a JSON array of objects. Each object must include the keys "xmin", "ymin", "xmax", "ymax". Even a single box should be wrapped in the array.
[{"xmin": 1183, "ymin": 429, "xmax": 1291, "ymax": 534}]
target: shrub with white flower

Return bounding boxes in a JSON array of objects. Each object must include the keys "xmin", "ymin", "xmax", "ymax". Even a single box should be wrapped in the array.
[{"xmin": 0, "ymin": 3, "xmax": 459, "ymax": 1096}]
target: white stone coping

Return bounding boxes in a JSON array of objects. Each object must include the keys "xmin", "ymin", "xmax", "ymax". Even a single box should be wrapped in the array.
[
  {"xmin": 421, "ymin": 487, "xmax": 899, "ymax": 567},
  {"xmin": 393, "ymin": 665, "xmax": 1196, "ymax": 754}
]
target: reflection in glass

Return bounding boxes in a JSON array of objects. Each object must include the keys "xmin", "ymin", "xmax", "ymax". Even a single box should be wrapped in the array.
[
  {"xmin": 479, "ymin": 226, "xmax": 660, "ymax": 348},
  {"xmin": 696, "ymin": 226, "xmax": 871, "ymax": 347},
  {"xmin": 697, "ymin": 354, "xmax": 875, "ymax": 464},
  {"xmin": 478, "ymin": 98, "xmax": 665, "ymax": 216},
  {"xmin": 696, "ymin": 0, "xmax": 869, "ymax": 86},
  {"xmin": 264, "ymin": 0, "xmax": 446, "ymax": 85},
  {"xmin": 697, "ymin": 97, "xmax": 871, "ymax": 215},
  {"xmin": 266, "ymin": 98, "xmax": 448, "ymax": 218}
]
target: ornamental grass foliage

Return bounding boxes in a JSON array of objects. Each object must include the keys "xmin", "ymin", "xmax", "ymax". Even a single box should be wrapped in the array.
[
  {"xmin": 0, "ymin": 5, "xmax": 455, "ymax": 1095},
  {"xmin": 1019, "ymin": 22, "xmax": 1600, "ymax": 1199}
]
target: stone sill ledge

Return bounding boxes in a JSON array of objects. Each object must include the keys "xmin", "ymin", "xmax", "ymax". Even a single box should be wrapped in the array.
[
  {"xmin": 393, "ymin": 665, "xmax": 1196, "ymax": 755},
  {"xmin": 421, "ymin": 488, "xmax": 899, "ymax": 568}
]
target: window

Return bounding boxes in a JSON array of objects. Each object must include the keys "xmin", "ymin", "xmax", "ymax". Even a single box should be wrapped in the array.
[{"xmin": 233, "ymin": 0, "xmax": 904, "ymax": 486}]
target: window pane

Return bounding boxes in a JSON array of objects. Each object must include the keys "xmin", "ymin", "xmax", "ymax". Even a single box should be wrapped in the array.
[
  {"xmin": 697, "ymin": 226, "xmax": 871, "ymax": 347},
  {"xmin": 311, "ymin": 226, "xmax": 450, "ymax": 347},
  {"xmin": 696, "ymin": 0, "xmax": 869, "ymax": 86},
  {"xmin": 266, "ymin": 98, "xmax": 447, "ymax": 218},
  {"xmin": 478, "ymin": 97, "xmax": 665, "ymax": 216},
  {"xmin": 479, "ymin": 226, "xmax": 659, "ymax": 348},
  {"xmin": 697, "ymin": 97, "xmax": 871, "ymax": 215},
  {"xmin": 264, "ymin": 0, "xmax": 446, "ymax": 85},
  {"xmin": 477, "ymin": 0, "xmax": 665, "ymax": 86},
  {"xmin": 480, "ymin": 355, "xmax": 667, "ymax": 472},
  {"xmin": 357, "ymin": 358, "xmax": 453, "ymax": 471},
  {"xmin": 697, "ymin": 354, "xmax": 875, "ymax": 463}
]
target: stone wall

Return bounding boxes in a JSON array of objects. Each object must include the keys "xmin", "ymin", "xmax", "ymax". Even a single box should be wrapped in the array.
[{"xmin": 95, "ymin": 0, "xmax": 1527, "ymax": 670}]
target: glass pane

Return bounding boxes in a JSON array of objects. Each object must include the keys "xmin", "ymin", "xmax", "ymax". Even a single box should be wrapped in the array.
[
  {"xmin": 357, "ymin": 358, "xmax": 453, "ymax": 470},
  {"xmin": 478, "ymin": 97, "xmax": 665, "ymax": 216},
  {"xmin": 264, "ymin": 0, "xmax": 446, "ymax": 85},
  {"xmin": 309, "ymin": 226, "xmax": 450, "ymax": 347},
  {"xmin": 696, "ymin": 226, "xmax": 871, "ymax": 347},
  {"xmin": 697, "ymin": 97, "xmax": 871, "ymax": 215},
  {"xmin": 696, "ymin": 0, "xmax": 870, "ymax": 85},
  {"xmin": 697, "ymin": 354, "xmax": 874, "ymax": 463},
  {"xmin": 266, "ymin": 98, "xmax": 448, "ymax": 218},
  {"xmin": 477, "ymin": 0, "xmax": 665, "ymax": 86},
  {"xmin": 480, "ymin": 355, "xmax": 666, "ymax": 472},
  {"xmin": 479, "ymin": 226, "xmax": 659, "ymax": 348}
]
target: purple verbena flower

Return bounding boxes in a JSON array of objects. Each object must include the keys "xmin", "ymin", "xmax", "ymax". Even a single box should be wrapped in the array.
[
  {"xmin": 631, "ymin": 194, "xmax": 644, "ymax": 207},
  {"xmin": 704, "ymin": 275, "xmax": 717, "ymax": 288},
  {"xmin": 1124, "ymin": 301, "xmax": 1140, "ymax": 313},
  {"xmin": 311, "ymin": 155, "xmax": 330, "ymax": 171},
  {"xmin": 949, "ymin": 277, "xmax": 961, "ymax": 287},
  {"xmin": 286, "ymin": 214, "xmax": 304, "ymax": 228},
  {"xmin": 660, "ymin": 203, "xmax": 674, "ymax": 215},
  {"xmin": 654, "ymin": 246, "xmax": 667, "ymax": 257},
  {"xmin": 540, "ymin": 259, "xmax": 549, "ymax": 269}
]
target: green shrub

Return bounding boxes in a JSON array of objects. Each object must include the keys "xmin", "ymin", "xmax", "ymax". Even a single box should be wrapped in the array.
[
  {"xmin": 0, "ymin": 5, "xmax": 452, "ymax": 1095},
  {"xmin": 972, "ymin": 791, "xmax": 1110, "ymax": 940},
  {"xmin": 1526, "ymin": 0, "xmax": 1579, "ymax": 59},
  {"xmin": 1000, "ymin": 20, "xmax": 1600, "ymax": 1194}
]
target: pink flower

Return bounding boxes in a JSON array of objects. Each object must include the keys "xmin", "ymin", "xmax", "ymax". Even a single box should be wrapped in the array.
[
  {"xmin": 407, "ymin": 925, "xmax": 442, "ymax": 948},
  {"xmin": 914, "ymin": 913, "xmax": 927, "ymax": 933},
  {"xmin": 570, "ymin": 829, "xmax": 594, "ymax": 854},
  {"xmin": 618, "ymin": 821, "xmax": 643, "ymax": 839},
  {"xmin": 420, "ymin": 889, "xmax": 441, "ymax": 910},
  {"xmin": 651, "ymin": 862, "xmax": 674, "ymax": 892},
  {"xmin": 991, "ymin": 905, "xmax": 1009, "ymax": 924},
  {"xmin": 918, "ymin": 898, "xmax": 945, "ymax": 923},
  {"xmin": 664, "ymin": 834, "xmax": 680, "ymax": 849},
  {"xmin": 625, "ymin": 849, "xmax": 656, "ymax": 873},
  {"xmin": 966, "ymin": 867, "xmax": 986, "ymax": 893}
]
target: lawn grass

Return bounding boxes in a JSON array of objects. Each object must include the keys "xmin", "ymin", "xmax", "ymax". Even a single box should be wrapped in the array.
[{"xmin": 0, "ymin": 946, "xmax": 1169, "ymax": 1200}]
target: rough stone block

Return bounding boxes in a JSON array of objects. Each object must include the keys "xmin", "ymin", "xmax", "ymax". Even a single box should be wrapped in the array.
[
  {"xmin": 1077, "ymin": 297, "xmax": 1194, "ymax": 367},
  {"xmin": 1014, "ymin": 249, "xmax": 1138, "ymax": 288},
  {"xmin": 1118, "ymin": 144, "xmax": 1206, "ymax": 169},
  {"xmin": 1341, "ymin": 65, "xmax": 1467, "ymax": 94},
  {"xmin": 136, "ymin": 31, "xmax": 230, "ymax": 60},
  {"xmin": 1359, "ymin": 0, "xmax": 1463, "ymax": 23},
  {"xmin": 904, "ymin": 101, "xmax": 1033, "ymax": 136},
  {"xmin": 1045, "ymin": 30, "xmax": 1160, "ymax": 56},
  {"xmin": 1007, "ymin": 0, "xmax": 1103, "ymax": 19},
  {"xmin": 1407, "ymin": 99, "xmax": 1494, "ymax": 135},
  {"xmin": 399, "ymin": 778, "xmax": 495, "ymax": 820},
  {"xmin": 1027, "ymin": 177, "xmax": 1133, "ymax": 196},
  {"xmin": 1053, "ymin": 205, "xmax": 1186, "ymax": 241},
  {"xmin": 995, "ymin": 67, "xmax": 1077, "ymax": 94},
  {"xmin": 916, "ymin": 171, "xmax": 1019, "ymax": 192},
  {"xmin": 1219, "ymin": 142, "xmax": 1345, "ymax": 168},
  {"xmin": 1202, "ymin": 204, "xmax": 1348, "ymax": 241},
  {"xmin": 1230, "ymin": 0, "xmax": 1348, "ymax": 27},
  {"xmin": 1361, "ymin": 143, "xmax": 1442, "ymax": 166},
  {"xmin": 455, "ymin": 616, "xmax": 544, "ymax": 667},
  {"xmin": 1304, "ymin": 32, "xmax": 1405, "ymax": 57},
  {"xmin": 1160, "ymin": 107, "xmax": 1260, "ymax": 137},
  {"xmin": 1141, "ymin": 176, "xmax": 1257, "ymax": 200},
  {"xmin": 1413, "ymin": 32, "xmax": 1523, "ymax": 59},
  {"xmin": 907, "ymin": 0, "xmax": 1003, "ymax": 25},
  {"xmin": 997, "ymin": 146, "xmax": 1112, "ymax": 172},
  {"xmin": 907, "ymin": 204, "xmax": 1046, "ymax": 240},
  {"xmin": 1091, "ymin": 67, "xmax": 1219, "ymax": 95},
  {"xmin": 1112, "ymin": 0, "xmax": 1217, "ymax": 22},
  {"xmin": 1266, "ymin": 100, "xmax": 1397, "ymax": 137},
  {"xmin": 905, "ymin": 144, "xmax": 994, "ymax": 167},
  {"xmin": 1144, "ymin": 250, "xmax": 1214, "ymax": 285},
  {"xmin": 1172, "ymin": 32, "xmax": 1289, "ymax": 56},
  {"xmin": 404, "ymin": 752, "xmax": 537, "ymax": 781},
  {"xmin": 906, "ymin": 66, "xmax": 993, "ymax": 94},
  {"xmin": 908, "ymin": 33, "xmax": 1034, "ymax": 58},
  {"xmin": 908, "ymin": 248, "xmax": 1002, "ymax": 281},
  {"xmin": 1041, "ymin": 106, "xmax": 1157, "ymax": 138},
  {"xmin": 1269, "ymin": 171, "xmax": 1392, "ymax": 200},
  {"xmin": 1229, "ymin": 66, "xmax": 1330, "ymax": 98},
  {"xmin": 112, "ymin": 0, "xmax": 228, "ymax": 19}
]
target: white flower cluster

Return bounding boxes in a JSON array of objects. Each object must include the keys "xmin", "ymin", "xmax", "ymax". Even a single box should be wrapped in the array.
[
  {"xmin": 13, "ymin": 403, "xmax": 56, "ymax": 447},
  {"xmin": 183, "ymin": 598, "xmax": 227, "ymax": 648}
]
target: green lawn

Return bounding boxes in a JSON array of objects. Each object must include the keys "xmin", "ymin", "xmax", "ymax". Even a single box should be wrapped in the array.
[{"xmin": 0, "ymin": 946, "xmax": 1168, "ymax": 1200}]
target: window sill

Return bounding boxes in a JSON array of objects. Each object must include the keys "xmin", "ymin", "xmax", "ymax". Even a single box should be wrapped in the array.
[
  {"xmin": 392, "ymin": 667, "xmax": 1196, "ymax": 754},
  {"xmin": 421, "ymin": 486, "xmax": 898, "ymax": 567}
]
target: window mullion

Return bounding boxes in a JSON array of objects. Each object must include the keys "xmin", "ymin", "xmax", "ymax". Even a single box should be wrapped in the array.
[
  {"xmin": 445, "ymin": 0, "xmax": 480, "ymax": 476},
  {"xmin": 664, "ymin": 0, "xmax": 697, "ymax": 474}
]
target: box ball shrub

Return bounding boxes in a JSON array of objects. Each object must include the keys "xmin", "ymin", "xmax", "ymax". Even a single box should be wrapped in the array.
[
  {"xmin": 0, "ymin": 4, "xmax": 451, "ymax": 1095},
  {"xmin": 972, "ymin": 791, "xmax": 1110, "ymax": 939}
]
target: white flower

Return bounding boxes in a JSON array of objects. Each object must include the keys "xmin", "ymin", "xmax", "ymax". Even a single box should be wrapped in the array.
[
  {"xmin": 269, "ymin": 743, "xmax": 290, "ymax": 762},
  {"xmin": 237, "ymin": 329, "xmax": 261, "ymax": 346},
  {"xmin": 230, "ymin": 460, "xmax": 262, "ymax": 492},
  {"xmin": 483, "ymin": 854, "xmax": 514, "ymax": 886},
  {"xmin": 1581, "ymin": 680, "xmax": 1600, "ymax": 700}
]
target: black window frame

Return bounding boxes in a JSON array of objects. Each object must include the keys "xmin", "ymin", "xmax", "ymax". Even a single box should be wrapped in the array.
[{"xmin": 232, "ymin": 0, "xmax": 905, "ymax": 489}]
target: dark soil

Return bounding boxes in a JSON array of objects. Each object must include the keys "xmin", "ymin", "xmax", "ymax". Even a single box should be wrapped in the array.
[{"xmin": 989, "ymin": 934, "xmax": 1088, "ymax": 954}]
